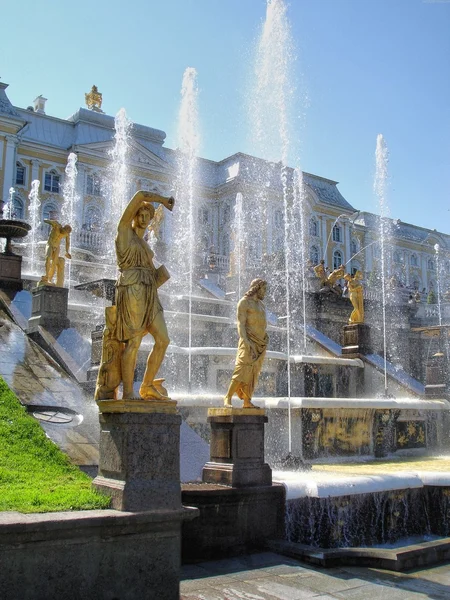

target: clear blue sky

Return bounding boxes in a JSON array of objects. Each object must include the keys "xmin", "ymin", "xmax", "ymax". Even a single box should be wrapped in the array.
[{"xmin": 2, "ymin": 0, "xmax": 449, "ymax": 233}]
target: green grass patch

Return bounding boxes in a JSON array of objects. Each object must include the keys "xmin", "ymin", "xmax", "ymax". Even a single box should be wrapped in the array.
[{"xmin": 0, "ymin": 377, "xmax": 110, "ymax": 513}]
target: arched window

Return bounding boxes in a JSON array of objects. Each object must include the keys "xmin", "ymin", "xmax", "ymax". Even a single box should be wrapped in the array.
[
  {"xmin": 198, "ymin": 207, "xmax": 210, "ymax": 225},
  {"xmin": 411, "ymin": 254, "xmax": 418, "ymax": 267},
  {"xmin": 15, "ymin": 162, "xmax": 26, "ymax": 186},
  {"xmin": 44, "ymin": 169, "xmax": 60, "ymax": 193},
  {"xmin": 309, "ymin": 217, "xmax": 318, "ymax": 237},
  {"xmin": 373, "ymin": 244, "xmax": 381, "ymax": 259},
  {"xmin": 333, "ymin": 249, "xmax": 343, "ymax": 270},
  {"xmin": 350, "ymin": 238, "xmax": 358, "ymax": 256},
  {"xmin": 222, "ymin": 203, "xmax": 231, "ymax": 225},
  {"xmin": 332, "ymin": 224, "xmax": 341, "ymax": 243},
  {"xmin": 428, "ymin": 258, "xmax": 435, "ymax": 271},
  {"xmin": 393, "ymin": 251, "xmax": 401, "ymax": 263},
  {"xmin": 12, "ymin": 195, "xmax": 24, "ymax": 219},
  {"xmin": 42, "ymin": 201, "xmax": 59, "ymax": 221},
  {"xmin": 86, "ymin": 173, "xmax": 102, "ymax": 196},
  {"xmin": 83, "ymin": 205, "xmax": 102, "ymax": 230},
  {"xmin": 310, "ymin": 245, "xmax": 319, "ymax": 265}
]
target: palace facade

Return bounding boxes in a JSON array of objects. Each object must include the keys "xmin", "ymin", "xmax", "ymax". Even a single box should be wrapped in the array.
[{"xmin": 1, "ymin": 80, "xmax": 449, "ymax": 299}]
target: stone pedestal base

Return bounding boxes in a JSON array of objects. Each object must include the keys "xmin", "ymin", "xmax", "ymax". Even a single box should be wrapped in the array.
[
  {"xmin": 425, "ymin": 352, "xmax": 448, "ymax": 399},
  {"xmin": 0, "ymin": 253, "xmax": 23, "ymax": 293},
  {"xmin": 202, "ymin": 408, "xmax": 272, "ymax": 487},
  {"xmin": 93, "ymin": 400, "xmax": 181, "ymax": 511},
  {"xmin": 27, "ymin": 285, "xmax": 70, "ymax": 334},
  {"xmin": 342, "ymin": 323, "xmax": 371, "ymax": 357}
]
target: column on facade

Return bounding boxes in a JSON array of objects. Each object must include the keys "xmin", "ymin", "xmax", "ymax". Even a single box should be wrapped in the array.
[
  {"xmin": 344, "ymin": 219, "xmax": 351, "ymax": 267},
  {"xmin": 2, "ymin": 135, "xmax": 17, "ymax": 203},
  {"xmin": 30, "ymin": 159, "xmax": 40, "ymax": 183},
  {"xmin": 321, "ymin": 216, "xmax": 327, "ymax": 264}
]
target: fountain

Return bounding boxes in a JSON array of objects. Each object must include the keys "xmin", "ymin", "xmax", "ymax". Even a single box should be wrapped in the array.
[
  {"xmin": 61, "ymin": 152, "xmax": 79, "ymax": 291},
  {"xmin": 0, "ymin": 192, "xmax": 31, "ymax": 292},
  {"xmin": 27, "ymin": 180, "xmax": 41, "ymax": 276},
  {"xmin": 172, "ymin": 66, "xmax": 200, "ymax": 391}
]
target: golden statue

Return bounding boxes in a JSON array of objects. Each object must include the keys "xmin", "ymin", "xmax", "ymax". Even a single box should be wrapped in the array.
[
  {"xmin": 85, "ymin": 85, "xmax": 103, "ymax": 112},
  {"xmin": 344, "ymin": 270, "xmax": 364, "ymax": 323},
  {"xmin": 224, "ymin": 279, "xmax": 268, "ymax": 408},
  {"xmin": 95, "ymin": 190, "xmax": 175, "ymax": 402},
  {"xmin": 313, "ymin": 260, "xmax": 327, "ymax": 285},
  {"xmin": 39, "ymin": 219, "xmax": 72, "ymax": 287}
]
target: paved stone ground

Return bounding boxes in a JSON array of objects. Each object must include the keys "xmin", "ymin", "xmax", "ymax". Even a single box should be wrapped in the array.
[{"xmin": 181, "ymin": 552, "xmax": 450, "ymax": 599}]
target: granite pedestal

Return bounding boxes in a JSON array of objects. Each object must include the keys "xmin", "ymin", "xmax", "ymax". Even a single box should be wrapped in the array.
[
  {"xmin": 342, "ymin": 323, "xmax": 371, "ymax": 357},
  {"xmin": 27, "ymin": 285, "xmax": 70, "ymax": 334},
  {"xmin": 202, "ymin": 408, "xmax": 272, "ymax": 487},
  {"xmin": 0, "ymin": 253, "xmax": 23, "ymax": 294},
  {"xmin": 93, "ymin": 399, "xmax": 181, "ymax": 511}
]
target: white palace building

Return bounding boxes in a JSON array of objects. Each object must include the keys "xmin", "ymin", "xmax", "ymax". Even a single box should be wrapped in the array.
[{"xmin": 1, "ymin": 80, "xmax": 449, "ymax": 301}]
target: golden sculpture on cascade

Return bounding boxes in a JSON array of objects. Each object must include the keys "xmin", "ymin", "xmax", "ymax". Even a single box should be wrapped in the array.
[{"xmin": 95, "ymin": 190, "xmax": 175, "ymax": 403}]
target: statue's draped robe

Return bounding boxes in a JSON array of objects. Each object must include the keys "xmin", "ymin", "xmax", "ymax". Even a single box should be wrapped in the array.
[
  {"xmin": 115, "ymin": 230, "xmax": 162, "ymax": 342},
  {"xmin": 231, "ymin": 298, "xmax": 268, "ymax": 400},
  {"xmin": 348, "ymin": 280, "xmax": 364, "ymax": 323}
]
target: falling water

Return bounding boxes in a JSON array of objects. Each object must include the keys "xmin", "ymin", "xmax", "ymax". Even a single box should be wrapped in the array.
[
  {"xmin": 61, "ymin": 152, "xmax": 79, "ymax": 290},
  {"xmin": 250, "ymin": 0, "xmax": 304, "ymax": 453},
  {"xmin": 107, "ymin": 108, "xmax": 132, "ymax": 260},
  {"xmin": 233, "ymin": 192, "xmax": 244, "ymax": 300},
  {"xmin": 3, "ymin": 187, "xmax": 14, "ymax": 220},
  {"xmin": 374, "ymin": 134, "xmax": 390, "ymax": 396},
  {"xmin": 28, "ymin": 180, "xmax": 41, "ymax": 275},
  {"xmin": 173, "ymin": 67, "xmax": 200, "ymax": 390},
  {"xmin": 434, "ymin": 244, "xmax": 443, "ymax": 327}
]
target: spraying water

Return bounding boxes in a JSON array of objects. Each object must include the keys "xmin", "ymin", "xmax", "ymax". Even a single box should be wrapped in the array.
[
  {"xmin": 233, "ymin": 192, "xmax": 244, "ymax": 300},
  {"xmin": 250, "ymin": 0, "xmax": 304, "ymax": 453},
  {"xmin": 434, "ymin": 244, "xmax": 443, "ymax": 327},
  {"xmin": 107, "ymin": 108, "xmax": 132, "ymax": 259},
  {"xmin": 61, "ymin": 152, "xmax": 79, "ymax": 290},
  {"xmin": 28, "ymin": 180, "xmax": 41, "ymax": 275},
  {"xmin": 374, "ymin": 134, "xmax": 390, "ymax": 396},
  {"xmin": 4, "ymin": 187, "xmax": 14, "ymax": 220},
  {"xmin": 173, "ymin": 67, "xmax": 200, "ymax": 390}
]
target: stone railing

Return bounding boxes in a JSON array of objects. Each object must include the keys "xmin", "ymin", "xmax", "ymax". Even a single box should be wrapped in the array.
[{"xmin": 74, "ymin": 230, "xmax": 107, "ymax": 253}]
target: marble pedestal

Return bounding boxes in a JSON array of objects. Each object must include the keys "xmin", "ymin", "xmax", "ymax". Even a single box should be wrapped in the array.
[
  {"xmin": 342, "ymin": 323, "xmax": 371, "ymax": 357},
  {"xmin": 27, "ymin": 285, "xmax": 70, "ymax": 334},
  {"xmin": 202, "ymin": 408, "xmax": 272, "ymax": 487},
  {"xmin": 93, "ymin": 400, "xmax": 181, "ymax": 511}
]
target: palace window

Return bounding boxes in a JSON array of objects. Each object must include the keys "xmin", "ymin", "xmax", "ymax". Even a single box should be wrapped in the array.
[
  {"xmin": 393, "ymin": 251, "xmax": 402, "ymax": 263},
  {"xmin": 83, "ymin": 205, "xmax": 102, "ymax": 230},
  {"xmin": 12, "ymin": 195, "xmax": 24, "ymax": 219},
  {"xmin": 15, "ymin": 162, "xmax": 25, "ymax": 186},
  {"xmin": 332, "ymin": 225, "xmax": 341, "ymax": 243},
  {"xmin": 310, "ymin": 245, "xmax": 319, "ymax": 265},
  {"xmin": 411, "ymin": 254, "xmax": 418, "ymax": 267},
  {"xmin": 350, "ymin": 238, "xmax": 358, "ymax": 256},
  {"xmin": 44, "ymin": 170, "xmax": 60, "ymax": 193},
  {"xmin": 42, "ymin": 201, "xmax": 59, "ymax": 221},
  {"xmin": 198, "ymin": 207, "xmax": 210, "ymax": 225},
  {"xmin": 309, "ymin": 217, "xmax": 318, "ymax": 237},
  {"xmin": 428, "ymin": 258, "xmax": 435, "ymax": 271},
  {"xmin": 333, "ymin": 249, "xmax": 343, "ymax": 270},
  {"xmin": 86, "ymin": 173, "xmax": 102, "ymax": 196}
]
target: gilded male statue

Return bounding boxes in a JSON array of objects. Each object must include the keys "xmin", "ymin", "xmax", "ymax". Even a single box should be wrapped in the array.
[
  {"xmin": 113, "ymin": 190, "xmax": 174, "ymax": 401},
  {"xmin": 40, "ymin": 219, "xmax": 72, "ymax": 286},
  {"xmin": 224, "ymin": 278, "xmax": 268, "ymax": 408},
  {"xmin": 344, "ymin": 270, "xmax": 364, "ymax": 323}
]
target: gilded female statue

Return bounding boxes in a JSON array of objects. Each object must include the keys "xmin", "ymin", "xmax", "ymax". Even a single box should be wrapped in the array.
[
  {"xmin": 344, "ymin": 270, "xmax": 364, "ymax": 324},
  {"xmin": 95, "ymin": 190, "xmax": 174, "ymax": 401}
]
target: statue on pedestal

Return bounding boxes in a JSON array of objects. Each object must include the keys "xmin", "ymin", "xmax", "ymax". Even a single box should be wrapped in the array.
[
  {"xmin": 95, "ymin": 190, "xmax": 175, "ymax": 402},
  {"xmin": 224, "ymin": 278, "xmax": 268, "ymax": 409},
  {"xmin": 344, "ymin": 270, "xmax": 364, "ymax": 323},
  {"xmin": 39, "ymin": 220, "xmax": 72, "ymax": 287}
]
